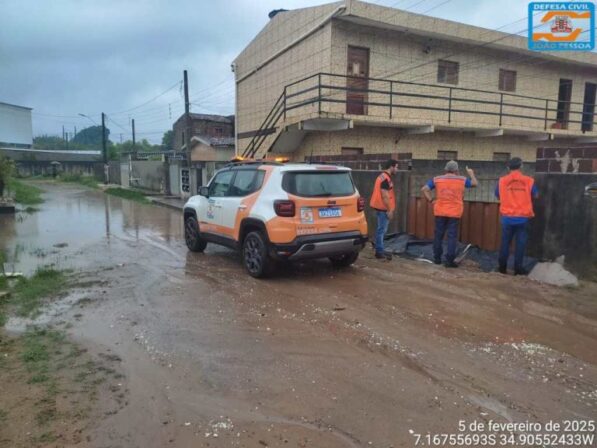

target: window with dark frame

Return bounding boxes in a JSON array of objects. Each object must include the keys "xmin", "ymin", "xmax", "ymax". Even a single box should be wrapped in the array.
[
  {"xmin": 493, "ymin": 152, "xmax": 511, "ymax": 162},
  {"xmin": 214, "ymin": 127, "xmax": 223, "ymax": 137},
  {"xmin": 341, "ymin": 147, "xmax": 364, "ymax": 156},
  {"xmin": 437, "ymin": 150, "xmax": 458, "ymax": 160},
  {"xmin": 437, "ymin": 60, "xmax": 459, "ymax": 85},
  {"xmin": 499, "ymin": 69, "xmax": 517, "ymax": 92}
]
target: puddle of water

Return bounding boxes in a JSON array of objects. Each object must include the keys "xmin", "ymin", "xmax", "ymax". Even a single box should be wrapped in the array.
[
  {"xmin": 4, "ymin": 290, "xmax": 91, "ymax": 334},
  {"xmin": 0, "ymin": 183, "xmax": 183, "ymax": 275}
]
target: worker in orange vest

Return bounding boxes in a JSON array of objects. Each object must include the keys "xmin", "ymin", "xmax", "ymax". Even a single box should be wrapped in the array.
[
  {"xmin": 370, "ymin": 159, "xmax": 399, "ymax": 260},
  {"xmin": 421, "ymin": 160, "xmax": 477, "ymax": 267},
  {"xmin": 495, "ymin": 157, "xmax": 538, "ymax": 275}
]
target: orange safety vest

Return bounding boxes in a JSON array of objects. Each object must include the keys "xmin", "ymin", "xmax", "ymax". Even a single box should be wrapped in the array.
[
  {"xmin": 433, "ymin": 175, "xmax": 467, "ymax": 218},
  {"xmin": 370, "ymin": 172, "xmax": 396, "ymax": 212},
  {"xmin": 498, "ymin": 171, "xmax": 535, "ymax": 218}
]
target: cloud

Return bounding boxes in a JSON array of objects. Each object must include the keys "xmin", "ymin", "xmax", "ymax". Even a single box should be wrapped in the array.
[{"xmin": 0, "ymin": 0, "xmax": 540, "ymax": 142}]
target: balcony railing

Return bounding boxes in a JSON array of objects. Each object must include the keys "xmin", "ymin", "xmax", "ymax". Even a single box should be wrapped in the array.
[{"xmin": 243, "ymin": 72, "xmax": 597, "ymax": 158}]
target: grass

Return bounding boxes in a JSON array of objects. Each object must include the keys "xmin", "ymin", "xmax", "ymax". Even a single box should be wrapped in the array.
[
  {"xmin": 58, "ymin": 173, "xmax": 99, "ymax": 189},
  {"xmin": 8, "ymin": 179, "xmax": 44, "ymax": 205},
  {"xmin": 105, "ymin": 187, "xmax": 150, "ymax": 204},
  {"xmin": 10, "ymin": 268, "xmax": 69, "ymax": 318}
]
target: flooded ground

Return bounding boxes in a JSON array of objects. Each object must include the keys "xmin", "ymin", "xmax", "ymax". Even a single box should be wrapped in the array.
[{"xmin": 1, "ymin": 182, "xmax": 596, "ymax": 448}]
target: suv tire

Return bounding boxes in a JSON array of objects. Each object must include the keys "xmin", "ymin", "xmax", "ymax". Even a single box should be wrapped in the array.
[
  {"xmin": 185, "ymin": 216, "xmax": 207, "ymax": 252},
  {"xmin": 329, "ymin": 251, "xmax": 359, "ymax": 268},
  {"xmin": 243, "ymin": 231, "xmax": 275, "ymax": 278}
]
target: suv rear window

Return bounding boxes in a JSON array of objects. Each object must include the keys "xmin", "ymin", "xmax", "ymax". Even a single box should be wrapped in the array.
[{"xmin": 282, "ymin": 171, "xmax": 355, "ymax": 197}]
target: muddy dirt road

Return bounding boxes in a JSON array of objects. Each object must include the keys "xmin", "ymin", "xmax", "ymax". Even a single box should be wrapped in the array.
[{"xmin": 1, "ymin": 182, "xmax": 596, "ymax": 448}]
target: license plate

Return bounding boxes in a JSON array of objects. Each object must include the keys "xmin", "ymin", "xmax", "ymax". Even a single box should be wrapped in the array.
[{"xmin": 318, "ymin": 207, "xmax": 342, "ymax": 218}]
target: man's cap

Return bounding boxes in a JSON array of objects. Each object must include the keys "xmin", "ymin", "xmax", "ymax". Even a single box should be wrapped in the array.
[
  {"xmin": 445, "ymin": 160, "xmax": 459, "ymax": 172},
  {"xmin": 508, "ymin": 157, "xmax": 522, "ymax": 169}
]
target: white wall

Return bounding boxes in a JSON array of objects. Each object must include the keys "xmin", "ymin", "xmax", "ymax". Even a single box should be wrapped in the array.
[{"xmin": 0, "ymin": 103, "xmax": 33, "ymax": 146}]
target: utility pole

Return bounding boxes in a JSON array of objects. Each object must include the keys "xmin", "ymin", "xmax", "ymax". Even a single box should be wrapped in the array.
[
  {"xmin": 74, "ymin": 126, "xmax": 77, "ymax": 139},
  {"xmin": 132, "ymin": 118, "xmax": 137, "ymax": 161},
  {"xmin": 101, "ymin": 112, "xmax": 108, "ymax": 184},
  {"xmin": 62, "ymin": 125, "xmax": 65, "ymax": 141},
  {"xmin": 184, "ymin": 70, "xmax": 194, "ymax": 195}
]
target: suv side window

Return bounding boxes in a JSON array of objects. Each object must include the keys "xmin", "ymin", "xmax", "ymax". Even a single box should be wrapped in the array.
[
  {"xmin": 208, "ymin": 170, "xmax": 234, "ymax": 197},
  {"xmin": 229, "ymin": 170, "xmax": 265, "ymax": 197}
]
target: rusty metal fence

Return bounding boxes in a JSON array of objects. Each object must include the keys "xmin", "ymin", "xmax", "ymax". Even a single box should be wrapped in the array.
[{"xmin": 407, "ymin": 175, "xmax": 501, "ymax": 251}]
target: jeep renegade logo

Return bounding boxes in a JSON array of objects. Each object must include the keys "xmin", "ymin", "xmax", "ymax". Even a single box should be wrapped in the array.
[{"xmin": 529, "ymin": 2, "xmax": 595, "ymax": 51}]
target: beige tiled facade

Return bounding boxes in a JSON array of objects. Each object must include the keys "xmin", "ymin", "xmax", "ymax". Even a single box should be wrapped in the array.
[
  {"xmin": 293, "ymin": 128, "xmax": 548, "ymax": 162},
  {"xmin": 234, "ymin": 0, "xmax": 597, "ymax": 161}
]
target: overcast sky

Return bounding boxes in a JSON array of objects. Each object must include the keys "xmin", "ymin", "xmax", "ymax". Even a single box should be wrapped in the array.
[{"xmin": 0, "ymin": 0, "xmax": 540, "ymax": 143}]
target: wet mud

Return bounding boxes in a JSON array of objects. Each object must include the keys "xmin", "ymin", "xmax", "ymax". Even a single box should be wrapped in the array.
[{"xmin": 1, "ymin": 182, "xmax": 596, "ymax": 447}]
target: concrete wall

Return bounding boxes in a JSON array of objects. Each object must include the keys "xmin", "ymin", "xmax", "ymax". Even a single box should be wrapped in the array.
[
  {"xmin": 108, "ymin": 161, "xmax": 121, "ymax": 185},
  {"xmin": 15, "ymin": 161, "xmax": 103, "ymax": 178},
  {"xmin": 351, "ymin": 170, "xmax": 410, "ymax": 237},
  {"xmin": 131, "ymin": 161, "xmax": 166, "ymax": 192},
  {"xmin": 190, "ymin": 142, "xmax": 234, "ymax": 162},
  {"xmin": 530, "ymin": 174, "xmax": 597, "ymax": 279}
]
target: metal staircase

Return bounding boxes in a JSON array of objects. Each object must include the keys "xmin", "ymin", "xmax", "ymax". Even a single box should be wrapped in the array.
[{"xmin": 241, "ymin": 92, "xmax": 285, "ymax": 159}]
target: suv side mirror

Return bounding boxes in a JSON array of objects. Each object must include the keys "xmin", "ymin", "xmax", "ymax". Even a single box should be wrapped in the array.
[{"xmin": 199, "ymin": 186, "xmax": 209, "ymax": 197}]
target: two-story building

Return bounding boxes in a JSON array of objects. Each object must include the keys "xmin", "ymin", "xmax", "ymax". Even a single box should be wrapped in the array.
[
  {"xmin": 171, "ymin": 113, "xmax": 236, "ymax": 188},
  {"xmin": 233, "ymin": 0, "xmax": 597, "ymax": 164},
  {"xmin": 172, "ymin": 113, "xmax": 235, "ymax": 152}
]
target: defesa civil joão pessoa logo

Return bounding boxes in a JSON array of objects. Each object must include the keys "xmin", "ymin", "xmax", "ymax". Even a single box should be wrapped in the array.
[{"xmin": 528, "ymin": 2, "xmax": 595, "ymax": 50}]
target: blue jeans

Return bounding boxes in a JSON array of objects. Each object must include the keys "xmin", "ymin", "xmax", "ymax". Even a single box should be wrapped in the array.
[
  {"xmin": 433, "ymin": 217, "xmax": 459, "ymax": 262},
  {"xmin": 499, "ymin": 222, "xmax": 528, "ymax": 271},
  {"xmin": 375, "ymin": 211, "xmax": 390, "ymax": 254}
]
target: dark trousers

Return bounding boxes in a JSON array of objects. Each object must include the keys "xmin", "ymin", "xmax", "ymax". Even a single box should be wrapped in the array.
[
  {"xmin": 433, "ymin": 217, "xmax": 459, "ymax": 262},
  {"xmin": 498, "ymin": 222, "xmax": 528, "ymax": 271}
]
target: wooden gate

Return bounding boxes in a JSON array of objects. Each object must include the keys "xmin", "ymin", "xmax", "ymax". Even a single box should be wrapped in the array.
[{"xmin": 407, "ymin": 198, "xmax": 501, "ymax": 251}]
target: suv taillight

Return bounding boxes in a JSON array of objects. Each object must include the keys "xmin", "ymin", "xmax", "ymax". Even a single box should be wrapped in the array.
[
  {"xmin": 274, "ymin": 200, "xmax": 295, "ymax": 217},
  {"xmin": 357, "ymin": 196, "xmax": 365, "ymax": 212}
]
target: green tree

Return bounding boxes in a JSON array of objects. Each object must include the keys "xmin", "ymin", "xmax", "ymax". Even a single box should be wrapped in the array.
[
  {"xmin": 0, "ymin": 157, "xmax": 15, "ymax": 197},
  {"xmin": 33, "ymin": 135, "xmax": 67, "ymax": 150},
  {"xmin": 72, "ymin": 126, "xmax": 111, "ymax": 149},
  {"xmin": 161, "ymin": 130, "xmax": 174, "ymax": 150}
]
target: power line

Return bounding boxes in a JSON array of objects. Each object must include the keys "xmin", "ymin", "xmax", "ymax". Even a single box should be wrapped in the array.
[{"xmin": 107, "ymin": 80, "xmax": 182, "ymax": 116}]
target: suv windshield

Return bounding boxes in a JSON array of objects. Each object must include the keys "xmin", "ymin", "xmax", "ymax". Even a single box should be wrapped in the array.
[{"xmin": 282, "ymin": 171, "xmax": 355, "ymax": 197}]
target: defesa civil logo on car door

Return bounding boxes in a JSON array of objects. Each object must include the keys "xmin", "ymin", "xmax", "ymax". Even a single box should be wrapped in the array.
[{"xmin": 528, "ymin": 2, "xmax": 595, "ymax": 50}]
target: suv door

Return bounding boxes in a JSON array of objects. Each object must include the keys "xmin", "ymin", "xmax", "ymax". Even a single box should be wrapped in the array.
[
  {"xmin": 200, "ymin": 170, "xmax": 234, "ymax": 235},
  {"xmin": 219, "ymin": 169, "xmax": 265, "ymax": 239}
]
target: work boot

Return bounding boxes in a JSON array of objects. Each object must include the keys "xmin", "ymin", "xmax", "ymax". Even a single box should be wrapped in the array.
[
  {"xmin": 375, "ymin": 252, "xmax": 392, "ymax": 261},
  {"xmin": 498, "ymin": 265, "xmax": 507, "ymax": 274},
  {"xmin": 514, "ymin": 267, "xmax": 529, "ymax": 276},
  {"xmin": 433, "ymin": 257, "xmax": 441, "ymax": 265},
  {"xmin": 444, "ymin": 260, "xmax": 458, "ymax": 268}
]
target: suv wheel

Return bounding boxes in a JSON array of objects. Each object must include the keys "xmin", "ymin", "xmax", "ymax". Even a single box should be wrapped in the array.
[
  {"xmin": 243, "ymin": 231, "xmax": 274, "ymax": 278},
  {"xmin": 185, "ymin": 216, "xmax": 207, "ymax": 252},
  {"xmin": 329, "ymin": 251, "xmax": 359, "ymax": 268}
]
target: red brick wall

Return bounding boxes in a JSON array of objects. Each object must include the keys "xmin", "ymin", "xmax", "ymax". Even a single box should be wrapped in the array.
[{"xmin": 536, "ymin": 147, "xmax": 597, "ymax": 174}]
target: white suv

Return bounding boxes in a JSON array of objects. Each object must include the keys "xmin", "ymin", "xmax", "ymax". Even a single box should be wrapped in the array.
[{"xmin": 183, "ymin": 159, "xmax": 368, "ymax": 277}]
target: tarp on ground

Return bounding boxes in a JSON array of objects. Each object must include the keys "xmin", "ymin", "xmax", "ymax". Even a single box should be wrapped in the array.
[{"xmin": 382, "ymin": 233, "xmax": 538, "ymax": 272}]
